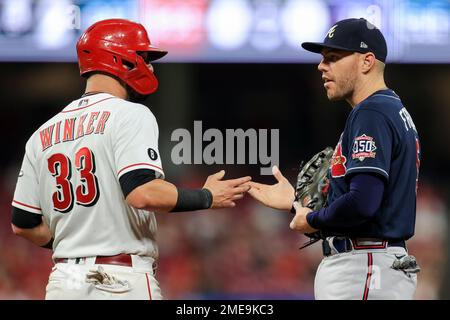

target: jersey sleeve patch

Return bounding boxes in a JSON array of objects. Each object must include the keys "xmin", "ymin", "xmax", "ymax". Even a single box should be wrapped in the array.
[
  {"xmin": 345, "ymin": 110, "xmax": 393, "ymax": 179},
  {"xmin": 352, "ymin": 134, "xmax": 377, "ymax": 161},
  {"xmin": 147, "ymin": 148, "xmax": 158, "ymax": 161}
]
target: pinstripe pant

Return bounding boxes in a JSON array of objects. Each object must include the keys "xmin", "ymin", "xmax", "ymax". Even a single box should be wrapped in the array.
[{"xmin": 314, "ymin": 245, "xmax": 417, "ymax": 300}]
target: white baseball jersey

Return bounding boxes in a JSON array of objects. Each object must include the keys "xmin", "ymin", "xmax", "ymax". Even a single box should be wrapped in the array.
[{"xmin": 12, "ymin": 93, "xmax": 164, "ymax": 260}]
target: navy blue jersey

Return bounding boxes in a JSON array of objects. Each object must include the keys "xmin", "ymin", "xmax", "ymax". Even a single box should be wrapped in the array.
[{"xmin": 324, "ymin": 89, "xmax": 420, "ymax": 240}]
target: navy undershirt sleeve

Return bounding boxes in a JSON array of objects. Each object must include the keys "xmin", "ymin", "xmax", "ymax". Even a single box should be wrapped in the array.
[{"xmin": 306, "ymin": 173, "xmax": 385, "ymax": 229}]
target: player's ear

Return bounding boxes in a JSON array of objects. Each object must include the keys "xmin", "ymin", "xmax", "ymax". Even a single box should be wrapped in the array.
[{"xmin": 361, "ymin": 52, "xmax": 376, "ymax": 74}]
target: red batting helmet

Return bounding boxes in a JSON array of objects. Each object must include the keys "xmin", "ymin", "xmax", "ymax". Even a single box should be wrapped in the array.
[{"xmin": 77, "ymin": 19, "xmax": 167, "ymax": 95}]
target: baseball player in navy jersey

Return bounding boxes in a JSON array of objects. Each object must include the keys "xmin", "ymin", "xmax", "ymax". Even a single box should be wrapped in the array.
[
  {"xmin": 247, "ymin": 18, "xmax": 420, "ymax": 299},
  {"xmin": 10, "ymin": 19, "xmax": 251, "ymax": 300}
]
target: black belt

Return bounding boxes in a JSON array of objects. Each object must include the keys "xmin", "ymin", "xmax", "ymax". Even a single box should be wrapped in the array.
[{"xmin": 322, "ymin": 238, "xmax": 406, "ymax": 257}]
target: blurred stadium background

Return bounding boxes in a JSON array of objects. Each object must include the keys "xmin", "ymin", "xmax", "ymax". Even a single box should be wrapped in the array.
[{"xmin": 0, "ymin": 0, "xmax": 449, "ymax": 299}]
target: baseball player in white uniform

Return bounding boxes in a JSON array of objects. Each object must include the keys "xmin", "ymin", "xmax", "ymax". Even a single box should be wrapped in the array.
[{"xmin": 11, "ymin": 19, "xmax": 251, "ymax": 300}]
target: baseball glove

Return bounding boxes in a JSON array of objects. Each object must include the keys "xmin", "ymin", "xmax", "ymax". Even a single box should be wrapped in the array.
[{"xmin": 293, "ymin": 147, "xmax": 334, "ymax": 249}]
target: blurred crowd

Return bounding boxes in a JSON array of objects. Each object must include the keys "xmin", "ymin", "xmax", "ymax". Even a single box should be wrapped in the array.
[{"xmin": 0, "ymin": 168, "xmax": 447, "ymax": 300}]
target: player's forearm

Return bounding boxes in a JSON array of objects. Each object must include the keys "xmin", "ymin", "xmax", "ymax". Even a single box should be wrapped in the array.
[
  {"xmin": 11, "ymin": 221, "xmax": 52, "ymax": 247},
  {"xmin": 307, "ymin": 173, "xmax": 384, "ymax": 229},
  {"xmin": 126, "ymin": 179, "xmax": 178, "ymax": 212},
  {"xmin": 126, "ymin": 179, "xmax": 213, "ymax": 213}
]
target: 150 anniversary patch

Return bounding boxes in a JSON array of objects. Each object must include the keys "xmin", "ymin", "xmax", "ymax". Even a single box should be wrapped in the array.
[{"xmin": 352, "ymin": 134, "xmax": 377, "ymax": 161}]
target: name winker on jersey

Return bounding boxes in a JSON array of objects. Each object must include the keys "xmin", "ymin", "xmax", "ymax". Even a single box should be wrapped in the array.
[{"xmin": 39, "ymin": 109, "xmax": 111, "ymax": 151}]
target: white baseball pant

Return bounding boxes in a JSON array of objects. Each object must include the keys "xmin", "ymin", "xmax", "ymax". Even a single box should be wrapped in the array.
[{"xmin": 45, "ymin": 255, "xmax": 162, "ymax": 300}]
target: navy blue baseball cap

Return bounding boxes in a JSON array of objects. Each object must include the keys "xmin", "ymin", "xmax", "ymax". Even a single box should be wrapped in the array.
[{"xmin": 302, "ymin": 18, "xmax": 387, "ymax": 62}]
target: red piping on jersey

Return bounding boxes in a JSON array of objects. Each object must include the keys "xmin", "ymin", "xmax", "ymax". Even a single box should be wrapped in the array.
[
  {"xmin": 117, "ymin": 163, "xmax": 163, "ymax": 176},
  {"xmin": 145, "ymin": 273, "xmax": 152, "ymax": 300},
  {"xmin": 12, "ymin": 200, "xmax": 41, "ymax": 211},
  {"xmin": 61, "ymin": 97, "xmax": 116, "ymax": 113},
  {"xmin": 363, "ymin": 253, "xmax": 373, "ymax": 300}
]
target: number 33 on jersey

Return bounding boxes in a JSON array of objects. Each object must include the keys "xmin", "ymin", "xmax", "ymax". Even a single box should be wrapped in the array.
[{"xmin": 47, "ymin": 147, "xmax": 99, "ymax": 213}]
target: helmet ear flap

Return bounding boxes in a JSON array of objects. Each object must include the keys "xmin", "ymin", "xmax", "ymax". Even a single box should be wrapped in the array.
[{"xmin": 124, "ymin": 55, "xmax": 158, "ymax": 95}]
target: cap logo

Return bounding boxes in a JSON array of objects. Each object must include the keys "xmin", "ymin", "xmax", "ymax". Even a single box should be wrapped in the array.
[
  {"xmin": 360, "ymin": 41, "xmax": 368, "ymax": 48},
  {"xmin": 327, "ymin": 25, "xmax": 338, "ymax": 38}
]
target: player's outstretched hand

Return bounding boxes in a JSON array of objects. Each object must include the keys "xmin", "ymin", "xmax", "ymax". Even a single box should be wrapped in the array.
[
  {"xmin": 246, "ymin": 166, "xmax": 295, "ymax": 211},
  {"xmin": 203, "ymin": 170, "xmax": 252, "ymax": 209}
]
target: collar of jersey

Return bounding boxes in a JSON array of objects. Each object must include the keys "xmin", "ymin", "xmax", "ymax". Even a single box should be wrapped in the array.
[
  {"xmin": 81, "ymin": 91, "xmax": 107, "ymax": 98},
  {"xmin": 62, "ymin": 93, "xmax": 116, "ymax": 113},
  {"xmin": 353, "ymin": 88, "xmax": 398, "ymax": 111}
]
